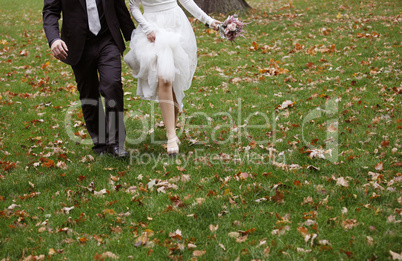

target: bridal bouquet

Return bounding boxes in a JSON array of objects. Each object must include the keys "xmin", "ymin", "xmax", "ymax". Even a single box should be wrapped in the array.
[{"xmin": 217, "ymin": 14, "xmax": 246, "ymax": 42}]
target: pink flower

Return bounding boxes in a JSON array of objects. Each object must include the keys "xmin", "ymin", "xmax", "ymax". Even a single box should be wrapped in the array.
[{"xmin": 227, "ymin": 23, "xmax": 237, "ymax": 32}]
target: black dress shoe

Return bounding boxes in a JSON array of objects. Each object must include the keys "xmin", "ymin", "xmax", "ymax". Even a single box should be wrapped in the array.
[
  {"xmin": 95, "ymin": 150, "xmax": 108, "ymax": 156},
  {"xmin": 108, "ymin": 146, "xmax": 129, "ymax": 159},
  {"xmin": 92, "ymin": 145, "xmax": 109, "ymax": 155}
]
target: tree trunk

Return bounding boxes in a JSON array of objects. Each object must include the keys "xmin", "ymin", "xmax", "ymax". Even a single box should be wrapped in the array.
[{"xmin": 194, "ymin": 0, "xmax": 251, "ymax": 14}]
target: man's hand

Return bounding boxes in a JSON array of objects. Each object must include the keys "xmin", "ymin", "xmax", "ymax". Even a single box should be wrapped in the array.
[
  {"xmin": 146, "ymin": 31, "xmax": 156, "ymax": 43},
  {"xmin": 51, "ymin": 39, "xmax": 68, "ymax": 60}
]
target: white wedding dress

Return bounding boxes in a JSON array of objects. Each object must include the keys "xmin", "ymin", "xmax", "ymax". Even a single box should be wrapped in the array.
[{"xmin": 124, "ymin": 0, "xmax": 214, "ymax": 111}]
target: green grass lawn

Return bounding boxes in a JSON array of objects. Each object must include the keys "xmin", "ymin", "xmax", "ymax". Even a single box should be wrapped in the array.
[{"xmin": 0, "ymin": 0, "xmax": 401, "ymax": 260}]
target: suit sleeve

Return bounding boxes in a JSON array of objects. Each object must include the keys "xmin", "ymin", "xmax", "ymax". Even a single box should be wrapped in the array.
[
  {"xmin": 43, "ymin": 0, "xmax": 62, "ymax": 47},
  {"xmin": 115, "ymin": 0, "xmax": 135, "ymax": 41}
]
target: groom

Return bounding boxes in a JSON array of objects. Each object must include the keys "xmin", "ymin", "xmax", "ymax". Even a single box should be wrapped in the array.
[{"xmin": 43, "ymin": 0, "xmax": 135, "ymax": 158}]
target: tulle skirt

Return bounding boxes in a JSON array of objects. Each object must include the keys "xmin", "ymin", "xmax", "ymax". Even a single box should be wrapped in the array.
[{"xmin": 124, "ymin": 6, "xmax": 198, "ymax": 111}]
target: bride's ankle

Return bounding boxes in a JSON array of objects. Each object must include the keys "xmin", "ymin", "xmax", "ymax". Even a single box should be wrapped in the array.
[{"xmin": 167, "ymin": 133, "xmax": 178, "ymax": 141}]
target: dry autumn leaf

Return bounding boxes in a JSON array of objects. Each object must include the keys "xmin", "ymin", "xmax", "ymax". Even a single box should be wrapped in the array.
[
  {"xmin": 196, "ymin": 198, "xmax": 205, "ymax": 205},
  {"xmin": 209, "ymin": 224, "xmax": 219, "ymax": 232},
  {"xmin": 236, "ymin": 235, "xmax": 248, "ymax": 243},
  {"xmin": 342, "ymin": 219, "xmax": 359, "ymax": 230},
  {"xmin": 297, "ymin": 226, "xmax": 310, "ymax": 238},
  {"xmin": 48, "ymin": 248, "xmax": 57, "ymax": 256},
  {"xmin": 169, "ymin": 229, "xmax": 182, "ymax": 240},
  {"xmin": 23, "ymin": 255, "xmax": 45, "ymax": 261},
  {"xmin": 390, "ymin": 250, "xmax": 402, "ymax": 260},
  {"xmin": 297, "ymin": 247, "xmax": 312, "ymax": 253},
  {"xmin": 228, "ymin": 231, "xmax": 240, "ymax": 238},
  {"xmin": 335, "ymin": 176, "xmax": 349, "ymax": 187},
  {"xmin": 102, "ymin": 209, "xmax": 116, "ymax": 215},
  {"xmin": 374, "ymin": 162, "xmax": 384, "ymax": 171},
  {"xmin": 94, "ymin": 251, "xmax": 119, "ymax": 260},
  {"xmin": 78, "ymin": 237, "xmax": 88, "ymax": 244},
  {"xmin": 193, "ymin": 250, "xmax": 206, "ymax": 257},
  {"xmin": 188, "ymin": 243, "xmax": 197, "ymax": 250}
]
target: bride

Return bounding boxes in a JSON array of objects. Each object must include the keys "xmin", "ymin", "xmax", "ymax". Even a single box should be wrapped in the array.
[{"xmin": 124, "ymin": 0, "xmax": 221, "ymax": 155}]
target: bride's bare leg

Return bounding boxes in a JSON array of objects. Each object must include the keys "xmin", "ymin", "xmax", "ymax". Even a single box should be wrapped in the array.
[{"xmin": 158, "ymin": 77, "xmax": 179, "ymax": 154}]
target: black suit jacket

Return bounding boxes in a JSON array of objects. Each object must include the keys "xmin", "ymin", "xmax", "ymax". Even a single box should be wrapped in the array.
[{"xmin": 43, "ymin": 0, "xmax": 135, "ymax": 66}]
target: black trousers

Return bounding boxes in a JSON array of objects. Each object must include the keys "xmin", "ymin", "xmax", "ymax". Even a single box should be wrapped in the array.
[{"xmin": 72, "ymin": 33, "xmax": 125, "ymax": 153}]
